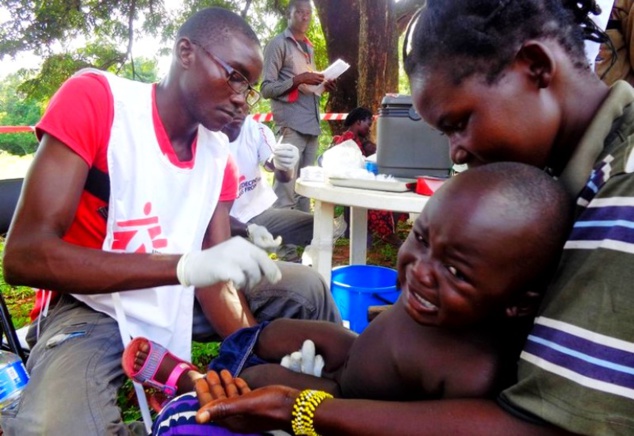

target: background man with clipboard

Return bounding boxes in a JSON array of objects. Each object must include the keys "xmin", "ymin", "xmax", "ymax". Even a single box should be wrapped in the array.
[{"xmin": 261, "ymin": 0, "xmax": 336, "ymax": 212}]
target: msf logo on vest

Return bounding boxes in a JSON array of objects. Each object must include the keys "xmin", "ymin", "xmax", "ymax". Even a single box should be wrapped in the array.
[
  {"xmin": 238, "ymin": 175, "xmax": 260, "ymax": 197},
  {"xmin": 111, "ymin": 202, "xmax": 168, "ymax": 253}
]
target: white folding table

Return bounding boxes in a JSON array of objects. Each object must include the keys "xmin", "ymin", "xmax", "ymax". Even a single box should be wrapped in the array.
[{"xmin": 296, "ymin": 179, "xmax": 430, "ymax": 284}]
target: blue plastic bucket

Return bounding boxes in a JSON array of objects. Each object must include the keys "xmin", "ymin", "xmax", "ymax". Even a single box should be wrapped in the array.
[{"xmin": 331, "ymin": 265, "xmax": 400, "ymax": 333}]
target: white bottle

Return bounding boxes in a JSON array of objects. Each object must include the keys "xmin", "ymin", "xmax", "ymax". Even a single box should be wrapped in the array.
[{"xmin": 0, "ymin": 351, "xmax": 29, "ymax": 412}]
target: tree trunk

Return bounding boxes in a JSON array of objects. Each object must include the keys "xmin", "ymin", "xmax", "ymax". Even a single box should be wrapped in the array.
[
  {"xmin": 358, "ymin": 0, "xmax": 397, "ymax": 113},
  {"xmin": 313, "ymin": 0, "xmax": 360, "ymax": 132},
  {"xmin": 308, "ymin": 0, "xmax": 426, "ymax": 135}
]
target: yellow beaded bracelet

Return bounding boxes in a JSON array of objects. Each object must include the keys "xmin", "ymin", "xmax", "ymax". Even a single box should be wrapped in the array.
[{"xmin": 291, "ymin": 389, "xmax": 333, "ymax": 436}]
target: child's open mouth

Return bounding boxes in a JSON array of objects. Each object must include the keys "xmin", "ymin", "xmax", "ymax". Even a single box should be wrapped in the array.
[{"xmin": 412, "ymin": 291, "xmax": 438, "ymax": 310}]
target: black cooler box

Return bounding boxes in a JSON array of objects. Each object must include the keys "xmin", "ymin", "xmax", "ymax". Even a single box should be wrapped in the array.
[{"xmin": 376, "ymin": 94, "xmax": 451, "ymax": 178}]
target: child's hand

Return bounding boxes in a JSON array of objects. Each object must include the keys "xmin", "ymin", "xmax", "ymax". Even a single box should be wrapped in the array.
[{"xmin": 195, "ymin": 370, "xmax": 251, "ymax": 409}]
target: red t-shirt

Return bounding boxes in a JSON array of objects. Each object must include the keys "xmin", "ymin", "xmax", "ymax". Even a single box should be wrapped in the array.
[
  {"xmin": 30, "ymin": 73, "xmax": 239, "ymax": 319},
  {"xmin": 333, "ymin": 130, "xmax": 365, "ymax": 154}
]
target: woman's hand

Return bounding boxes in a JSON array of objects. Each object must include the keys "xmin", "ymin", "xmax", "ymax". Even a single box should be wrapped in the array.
[{"xmin": 195, "ymin": 370, "xmax": 299, "ymax": 433}]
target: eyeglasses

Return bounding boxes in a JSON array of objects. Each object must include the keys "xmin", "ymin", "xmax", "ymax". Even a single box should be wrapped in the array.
[{"xmin": 191, "ymin": 40, "xmax": 261, "ymax": 107}]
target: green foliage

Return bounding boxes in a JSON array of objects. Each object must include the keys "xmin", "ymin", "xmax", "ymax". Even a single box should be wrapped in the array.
[
  {"xmin": 334, "ymin": 236, "xmax": 349, "ymax": 247},
  {"xmin": 0, "ymin": 54, "xmax": 157, "ymax": 157},
  {"xmin": 0, "ymin": 73, "xmax": 40, "ymax": 155},
  {"xmin": 0, "ymin": 0, "xmax": 334, "ymax": 143},
  {"xmin": 1, "ymin": 0, "xmax": 170, "ymax": 99},
  {"xmin": 17, "ymin": 53, "xmax": 159, "ymax": 103},
  {"xmin": 0, "ymin": 238, "xmax": 35, "ymax": 329},
  {"xmin": 398, "ymin": 34, "xmax": 412, "ymax": 95},
  {"xmin": 0, "ymin": 0, "xmax": 169, "ymax": 58},
  {"xmin": 166, "ymin": 1, "xmax": 282, "ymax": 44},
  {"xmin": 116, "ymin": 379, "xmax": 145, "ymax": 423},
  {"xmin": 191, "ymin": 341, "xmax": 221, "ymax": 370},
  {"xmin": 370, "ymin": 242, "xmax": 400, "ymax": 266},
  {"xmin": 18, "ymin": 53, "xmax": 91, "ymax": 102},
  {"xmin": 1, "ymin": 0, "xmax": 331, "ymax": 97},
  {"xmin": 120, "ymin": 58, "xmax": 160, "ymax": 83}
]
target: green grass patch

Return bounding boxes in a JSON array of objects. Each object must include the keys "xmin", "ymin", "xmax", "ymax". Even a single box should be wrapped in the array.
[{"xmin": 0, "ymin": 238, "xmax": 35, "ymax": 328}]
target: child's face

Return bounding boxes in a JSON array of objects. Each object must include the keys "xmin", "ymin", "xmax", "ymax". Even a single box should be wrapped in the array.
[
  {"xmin": 409, "ymin": 66, "xmax": 560, "ymax": 169},
  {"xmin": 397, "ymin": 183, "xmax": 533, "ymax": 328}
]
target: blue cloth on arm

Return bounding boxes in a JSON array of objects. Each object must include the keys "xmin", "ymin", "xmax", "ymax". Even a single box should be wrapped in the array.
[{"xmin": 209, "ymin": 321, "xmax": 270, "ymax": 377}]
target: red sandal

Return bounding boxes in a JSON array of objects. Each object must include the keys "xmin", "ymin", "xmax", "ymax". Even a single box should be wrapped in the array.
[{"xmin": 122, "ymin": 337, "xmax": 197, "ymax": 397}]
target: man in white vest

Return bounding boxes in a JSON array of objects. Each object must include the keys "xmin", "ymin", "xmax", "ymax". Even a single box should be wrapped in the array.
[
  {"xmin": 223, "ymin": 105, "xmax": 314, "ymax": 261},
  {"xmin": 2, "ymin": 7, "xmax": 340, "ymax": 435}
]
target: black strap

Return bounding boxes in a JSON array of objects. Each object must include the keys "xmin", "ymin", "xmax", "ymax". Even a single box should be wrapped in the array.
[{"xmin": 84, "ymin": 166, "xmax": 110, "ymax": 203}]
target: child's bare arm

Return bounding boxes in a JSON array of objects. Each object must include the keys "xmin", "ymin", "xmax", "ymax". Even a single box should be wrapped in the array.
[
  {"xmin": 255, "ymin": 319, "xmax": 357, "ymax": 372},
  {"xmin": 240, "ymin": 363, "xmax": 341, "ymax": 396}
]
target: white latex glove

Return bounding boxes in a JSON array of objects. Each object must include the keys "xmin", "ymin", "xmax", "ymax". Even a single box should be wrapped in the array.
[
  {"xmin": 247, "ymin": 223, "xmax": 282, "ymax": 251},
  {"xmin": 312, "ymin": 354, "xmax": 325, "ymax": 377},
  {"xmin": 285, "ymin": 351, "xmax": 303, "ymax": 373},
  {"xmin": 300, "ymin": 339, "xmax": 316, "ymax": 375},
  {"xmin": 176, "ymin": 236, "xmax": 282, "ymax": 290},
  {"xmin": 280, "ymin": 340, "xmax": 324, "ymax": 377},
  {"xmin": 273, "ymin": 143, "xmax": 299, "ymax": 171}
]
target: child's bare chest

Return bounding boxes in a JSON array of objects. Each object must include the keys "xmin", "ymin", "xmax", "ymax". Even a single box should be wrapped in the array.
[{"xmin": 338, "ymin": 306, "xmax": 498, "ymax": 401}]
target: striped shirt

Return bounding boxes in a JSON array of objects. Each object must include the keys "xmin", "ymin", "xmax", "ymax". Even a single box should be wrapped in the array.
[{"xmin": 502, "ymin": 81, "xmax": 634, "ymax": 435}]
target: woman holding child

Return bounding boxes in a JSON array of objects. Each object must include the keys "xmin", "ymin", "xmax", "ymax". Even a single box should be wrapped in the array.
[{"xmin": 153, "ymin": 1, "xmax": 634, "ymax": 434}]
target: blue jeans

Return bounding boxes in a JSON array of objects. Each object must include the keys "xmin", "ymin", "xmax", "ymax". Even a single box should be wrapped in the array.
[{"xmin": 208, "ymin": 321, "xmax": 269, "ymax": 376}]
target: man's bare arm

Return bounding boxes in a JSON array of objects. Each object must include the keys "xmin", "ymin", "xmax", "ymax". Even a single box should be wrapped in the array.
[{"xmin": 195, "ymin": 200, "xmax": 257, "ymax": 338}]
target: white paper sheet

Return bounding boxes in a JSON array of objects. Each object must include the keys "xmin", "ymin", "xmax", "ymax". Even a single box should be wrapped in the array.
[{"xmin": 306, "ymin": 59, "xmax": 350, "ymax": 95}]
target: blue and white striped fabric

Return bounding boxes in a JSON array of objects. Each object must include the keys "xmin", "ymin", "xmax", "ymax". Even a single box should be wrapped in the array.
[
  {"xmin": 567, "ymin": 197, "xmax": 634, "ymax": 252},
  {"xmin": 522, "ymin": 317, "xmax": 634, "ymax": 400}
]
